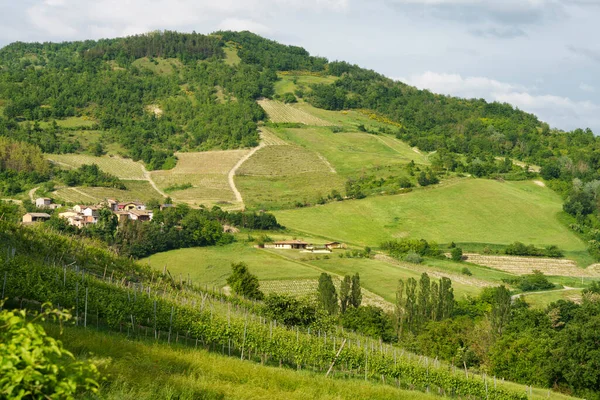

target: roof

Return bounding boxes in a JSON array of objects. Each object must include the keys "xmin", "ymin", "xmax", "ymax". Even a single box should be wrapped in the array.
[
  {"xmin": 325, "ymin": 241, "xmax": 340, "ymax": 245},
  {"xmin": 36, "ymin": 197, "xmax": 51, "ymax": 201},
  {"xmin": 273, "ymin": 240, "xmax": 310, "ymax": 245},
  {"xmin": 25, "ymin": 212, "xmax": 51, "ymax": 218},
  {"xmin": 128, "ymin": 209, "xmax": 152, "ymax": 216}
]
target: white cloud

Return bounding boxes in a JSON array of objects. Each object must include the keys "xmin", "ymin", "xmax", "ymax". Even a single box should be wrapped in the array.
[
  {"xmin": 401, "ymin": 71, "xmax": 600, "ymax": 132},
  {"xmin": 218, "ymin": 18, "xmax": 273, "ymax": 35},
  {"xmin": 580, "ymin": 83, "xmax": 596, "ymax": 92}
]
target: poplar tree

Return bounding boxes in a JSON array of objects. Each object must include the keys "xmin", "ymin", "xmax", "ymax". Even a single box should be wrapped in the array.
[
  {"xmin": 317, "ymin": 273, "xmax": 338, "ymax": 315},
  {"xmin": 339, "ymin": 275, "xmax": 351, "ymax": 313},
  {"xmin": 350, "ymin": 273, "xmax": 362, "ymax": 308}
]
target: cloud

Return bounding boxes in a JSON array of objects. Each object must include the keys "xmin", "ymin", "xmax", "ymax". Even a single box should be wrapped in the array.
[
  {"xmin": 217, "ymin": 18, "xmax": 273, "ymax": 35},
  {"xmin": 400, "ymin": 71, "xmax": 600, "ymax": 132},
  {"xmin": 385, "ymin": 0, "xmax": 568, "ymax": 38},
  {"xmin": 567, "ymin": 45, "xmax": 600, "ymax": 62},
  {"xmin": 580, "ymin": 83, "xmax": 596, "ymax": 92}
]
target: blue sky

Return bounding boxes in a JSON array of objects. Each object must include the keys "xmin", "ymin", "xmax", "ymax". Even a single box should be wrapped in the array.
[{"xmin": 1, "ymin": 0, "xmax": 599, "ymax": 132}]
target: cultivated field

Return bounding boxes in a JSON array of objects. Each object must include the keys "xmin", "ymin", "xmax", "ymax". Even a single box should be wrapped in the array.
[
  {"xmin": 47, "ymin": 154, "xmax": 146, "ymax": 180},
  {"xmin": 463, "ymin": 253, "xmax": 599, "ymax": 277},
  {"xmin": 236, "ymin": 145, "xmax": 333, "ymax": 176},
  {"xmin": 274, "ymin": 179, "xmax": 587, "ymax": 253},
  {"xmin": 151, "ymin": 150, "xmax": 249, "ymax": 204},
  {"xmin": 258, "ymin": 99, "xmax": 331, "ymax": 126},
  {"xmin": 275, "ymin": 126, "xmax": 428, "ymax": 176},
  {"xmin": 53, "ymin": 181, "xmax": 164, "ymax": 204}
]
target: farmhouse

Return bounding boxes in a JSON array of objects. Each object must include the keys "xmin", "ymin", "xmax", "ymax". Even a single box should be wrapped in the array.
[
  {"xmin": 270, "ymin": 240, "xmax": 310, "ymax": 250},
  {"xmin": 35, "ymin": 197, "xmax": 51, "ymax": 208},
  {"xmin": 127, "ymin": 209, "xmax": 153, "ymax": 221},
  {"xmin": 325, "ymin": 241, "xmax": 343, "ymax": 250},
  {"xmin": 118, "ymin": 201, "xmax": 146, "ymax": 211},
  {"xmin": 22, "ymin": 212, "xmax": 51, "ymax": 224}
]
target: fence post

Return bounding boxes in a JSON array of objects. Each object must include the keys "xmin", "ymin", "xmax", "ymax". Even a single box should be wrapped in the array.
[{"xmin": 84, "ymin": 287, "xmax": 88, "ymax": 328}]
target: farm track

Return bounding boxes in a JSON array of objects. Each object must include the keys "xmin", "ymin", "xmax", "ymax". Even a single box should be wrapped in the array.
[
  {"xmin": 28, "ymin": 186, "xmax": 39, "ymax": 202},
  {"xmin": 142, "ymin": 165, "xmax": 168, "ymax": 198},
  {"xmin": 511, "ymin": 286, "xmax": 582, "ymax": 301},
  {"xmin": 228, "ymin": 142, "xmax": 266, "ymax": 208}
]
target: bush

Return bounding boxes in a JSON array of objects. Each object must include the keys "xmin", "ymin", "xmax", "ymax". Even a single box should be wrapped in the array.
[
  {"xmin": 502, "ymin": 270, "xmax": 555, "ymax": 292},
  {"xmin": 226, "ymin": 262, "xmax": 264, "ymax": 300},
  {"xmin": 451, "ymin": 247, "xmax": 463, "ymax": 262},
  {"xmin": 461, "ymin": 267, "xmax": 472, "ymax": 276},
  {"xmin": 281, "ymin": 92, "xmax": 297, "ymax": 103},
  {"xmin": 0, "ymin": 304, "xmax": 100, "ymax": 398},
  {"xmin": 404, "ymin": 251, "xmax": 423, "ymax": 264}
]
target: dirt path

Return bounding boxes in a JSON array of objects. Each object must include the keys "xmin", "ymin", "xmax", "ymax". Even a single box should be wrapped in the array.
[
  {"xmin": 141, "ymin": 166, "xmax": 168, "ymax": 198},
  {"xmin": 533, "ymin": 180, "xmax": 546, "ymax": 187},
  {"xmin": 29, "ymin": 187, "xmax": 39, "ymax": 202},
  {"xmin": 316, "ymin": 152, "xmax": 336, "ymax": 173},
  {"xmin": 227, "ymin": 143, "xmax": 266, "ymax": 208}
]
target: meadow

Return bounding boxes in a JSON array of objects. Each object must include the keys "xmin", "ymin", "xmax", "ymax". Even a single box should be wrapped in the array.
[
  {"xmin": 274, "ymin": 179, "xmax": 587, "ymax": 253},
  {"xmin": 258, "ymin": 99, "xmax": 331, "ymax": 126},
  {"xmin": 273, "ymin": 72, "xmax": 338, "ymax": 96},
  {"xmin": 131, "ymin": 56, "xmax": 182, "ymax": 75}
]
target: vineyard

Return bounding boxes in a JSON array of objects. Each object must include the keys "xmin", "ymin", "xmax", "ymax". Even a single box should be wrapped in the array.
[
  {"xmin": 151, "ymin": 150, "xmax": 249, "ymax": 204},
  {"xmin": 0, "ymin": 221, "xmax": 563, "ymax": 400},
  {"xmin": 463, "ymin": 253, "xmax": 600, "ymax": 277},
  {"xmin": 47, "ymin": 154, "xmax": 146, "ymax": 180},
  {"xmin": 53, "ymin": 181, "xmax": 164, "ymax": 204},
  {"xmin": 236, "ymin": 145, "xmax": 335, "ymax": 176},
  {"xmin": 257, "ymin": 99, "xmax": 332, "ymax": 126}
]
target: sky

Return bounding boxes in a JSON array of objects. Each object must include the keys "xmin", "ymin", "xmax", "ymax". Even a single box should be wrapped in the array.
[{"xmin": 0, "ymin": 0, "xmax": 599, "ymax": 133}]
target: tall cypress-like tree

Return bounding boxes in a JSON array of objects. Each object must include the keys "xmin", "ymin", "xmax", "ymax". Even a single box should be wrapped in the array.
[
  {"xmin": 405, "ymin": 277, "xmax": 417, "ymax": 332},
  {"xmin": 339, "ymin": 275, "xmax": 351, "ymax": 313},
  {"xmin": 417, "ymin": 273, "xmax": 431, "ymax": 328},
  {"xmin": 395, "ymin": 279, "xmax": 406, "ymax": 338},
  {"xmin": 317, "ymin": 273, "xmax": 338, "ymax": 315},
  {"xmin": 490, "ymin": 285, "xmax": 512, "ymax": 335},
  {"xmin": 350, "ymin": 273, "xmax": 362, "ymax": 308}
]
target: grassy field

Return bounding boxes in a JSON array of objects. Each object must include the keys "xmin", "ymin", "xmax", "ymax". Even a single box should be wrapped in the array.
[
  {"xmin": 131, "ymin": 57, "xmax": 182, "ymax": 75},
  {"xmin": 274, "ymin": 73, "xmax": 338, "ymax": 96},
  {"xmin": 141, "ymin": 242, "xmax": 322, "ymax": 288},
  {"xmin": 53, "ymin": 180, "xmax": 164, "ymax": 204},
  {"xmin": 518, "ymin": 288, "xmax": 584, "ymax": 309},
  {"xmin": 258, "ymin": 99, "xmax": 332, "ymax": 126},
  {"xmin": 237, "ymin": 145, "xmax": 333, "ymax": 176},
  {"xmin": 49, "ymin": 325, "xmax": 438, "ymax": 400},
  {"xmin": 274, "ymin": 126, "xmax": 428, "ymax": 175},
  {"xmin": 151, "ymin": 150, "xmax": 248, "ymax": 204},
  {"xmin": 223, "ymin": 45, "xmax": 241, "ymax": 66},
  {"xmin": 274, "ymin": 179, "xmax": 587, "ymax": 252},
  {"xmin": 47, "ymin": 154, "xmax": 146, "ymax": 180}
]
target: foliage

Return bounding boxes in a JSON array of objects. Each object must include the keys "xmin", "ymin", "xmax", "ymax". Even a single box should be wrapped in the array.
[
  {"xmin": 226, "ymin": 262, "xmax": 264, "ymax": 300},
  {"xmin": 0, "ymin": 303, "xmax": 100, "ymax": 398},
  {"xmin": 381, "ymin": 238, "xmax": 442, "ymax": 259},
  {"xmin": 317, "ymin": 273, "xmax": 338, "ymax": 315},
  {"xmin": 504, "ymin": 242, "xmax": 564, "ymax": 258},
  {"xmin": 349, "ymin": 273, "xmax": 362, "ymax": 309},
  {"xmin": 450, "ymin": 247, "xmax": 463, "ymax": 262},
  {"xmin": 59, "ymin": 163, "xmax": 126, "ymax": 189},
  {"xmin": 341, "ymin": 306, "xmax": 396, "ymax": 342},
  {"xmin": 502, "ymin": 270, "xmax": 555, "ymax": 292},
  {"xmin": 263, "ymin": 294, "xmax": 325, "ymax": 328}
]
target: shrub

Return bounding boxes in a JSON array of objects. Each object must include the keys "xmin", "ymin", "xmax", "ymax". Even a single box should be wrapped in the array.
[
  {"xmin": 461, "ymin": 267, "xmax": 472, "ymax": 276},
  {"xmin": 226, "ymin": 262, "xmax": 264, "ymax": 300},
  {"xmin": 451, "ymin": 247, "xmax": 463, "ymax": 262},
  {"xmin": 404, "ymin": 251, "xmax": 423, "ymax": 264},
  {"xmin": 0, "ymin": 304, "xmax": 100, "ymax": 398},
  {"xmin": 281, "ymin": 92, "xmax": 297, "ymax": 104}
]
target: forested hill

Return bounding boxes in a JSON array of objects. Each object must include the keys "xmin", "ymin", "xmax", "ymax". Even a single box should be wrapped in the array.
[{"xmin": 0, "ymin": 30, "xmax": 598, "ymax": 172}]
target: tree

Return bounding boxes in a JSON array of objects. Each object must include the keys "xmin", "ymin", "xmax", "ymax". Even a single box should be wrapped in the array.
[
  {"xmin": 226, "ymin": 262, "xmax": 264, "ymax": 300},
  {"xmin": 489, "ymin": 285, "xmax": 512, "ymax": 335},
  {"xmin": 451, "ymin": 247, "xmax": 463, "ymax": 262},
  {"xmin": 350, "ymin": 273, "xmax": 362, "ymax": 308},
  {"xmin": 317, "ymin": 273, "xmax": 338, "ymax": 315},
  {"xmin": 339, "ymin": 275, "xmax": 351, "ymax": 313}
]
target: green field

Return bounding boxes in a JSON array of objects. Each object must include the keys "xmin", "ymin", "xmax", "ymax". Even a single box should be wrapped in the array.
[
  {"xmin": 131, "ymin": 57, "xmax": 182, "ymax": 75},
  {"xmin": 141, "ymin": 242, "xmax": 321, "ymax": 287},
  {"xmin": 274, "ymin": 179, "xmax": 587, "ymax": 252},
  {"xmin": 274, "ymin": 73, "xmax": 338, "ymax": 96},
  {"xmin": 53, "ymin": 180, "xmax": 163, "ymax": 204},
  {"xmin": 50, "ymin": 325, "xmax": 437, "ymax": 400},
  {"xmin": 518, "ymin": 288, "xmax": 584, "ymax": 309}
]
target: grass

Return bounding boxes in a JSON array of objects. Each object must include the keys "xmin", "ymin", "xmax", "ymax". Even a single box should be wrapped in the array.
[
  {"xmin": 223, "ymin": 45, "xmax": 241, "ymax": 66},
  {"xmin": 274, "ymin": 73, "xmax": 338, "ymax": 96},
  {"xmin": 53, "ymin": 181, "xmax": 164, "ymax": 204},
  {"xmin": 258, "ymin": 99, "xmax": 331, "ymax": 126},
  {"xmin": 23, "ymin": 116, "xmax": 98, "ymax": 129},
  {"xmin": 151, "ymin": 150, "xmax": 249, "ymax": 204},
  {"xmin": 274, "ymin": 126, "xmax": 428, "ymax": 176},
  {"xmin": 237, "ymin": 145, "xmax": 333, "ymax": 176},
  {"xmin": 518, "ymin": 288, "xmax": 584, "ymax": 309},
  {"xmin": 46, "ymin": 154, "xmax": 146, "ymax": 180},
  {"xmin": 131, "ymin": 57, "xmax": 182, "ymax": 75},
  {"xmin": 141, "ymin": 242, "xmax": 321, "ymax": 288},
  {"xmin": 274, "ymin": 179, "xmax": 587, "ymax": 252},
  {"xmin": 46, "ymin": 324, "xmax": 439, "ymax": 400}
]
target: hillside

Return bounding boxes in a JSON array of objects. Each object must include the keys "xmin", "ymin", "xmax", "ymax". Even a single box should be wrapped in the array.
[{"xmin": 2, "ymin": 30, "xmax": 600, "ymax": 399}]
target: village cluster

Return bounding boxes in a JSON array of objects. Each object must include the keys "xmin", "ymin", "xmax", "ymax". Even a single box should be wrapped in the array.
[{"xmin": 22, "ymin": 197, "xmax": 170, "ymax": 227}]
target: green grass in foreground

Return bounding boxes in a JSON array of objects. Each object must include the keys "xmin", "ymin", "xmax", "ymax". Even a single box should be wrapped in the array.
[
  {"xmin": 47, "ymin": 324, "xmax": 437, "ymax": 400},
  {"xmin": 275, "ymin": 179, "xmax": 587, "ymax": 252}
]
